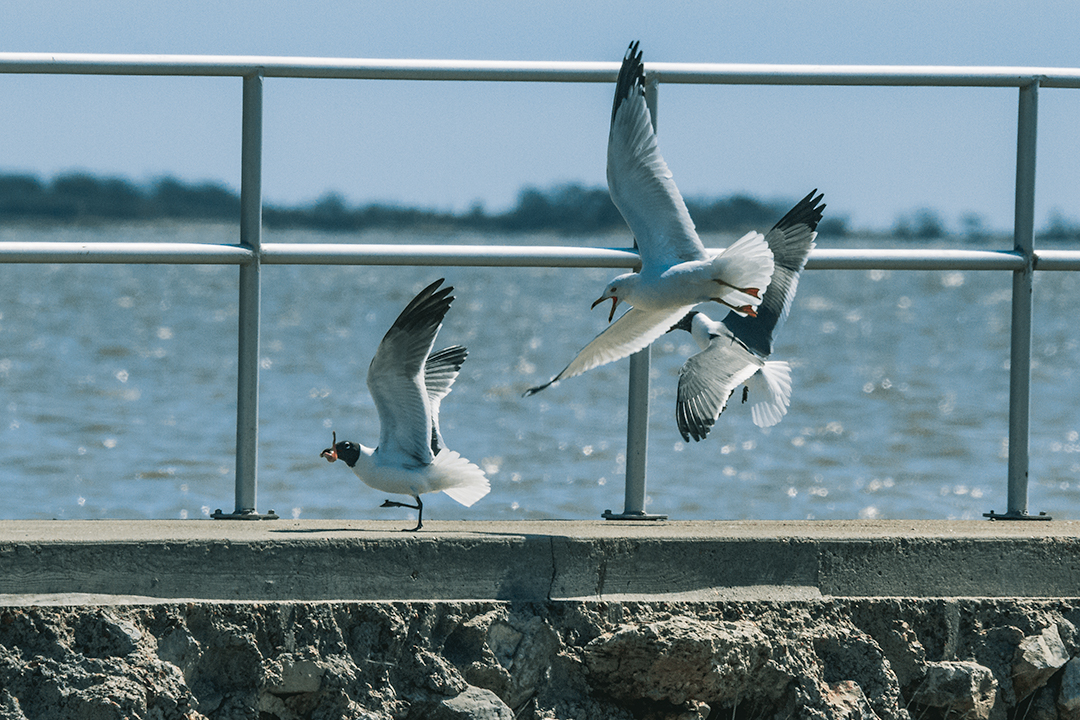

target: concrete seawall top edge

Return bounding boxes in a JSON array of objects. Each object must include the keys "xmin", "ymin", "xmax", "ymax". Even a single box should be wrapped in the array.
[
  {"xmin": 2, "ymin": 518, "xmax": 1078, "ymax": 542},
  {"xmin": 2, "ymin": 520, "xmax": 1079, "ymax": 604}
]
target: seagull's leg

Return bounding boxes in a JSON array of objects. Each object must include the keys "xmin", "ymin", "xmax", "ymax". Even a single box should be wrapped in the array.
[
  {"xmin": 711, "ymin": 296, "xmax": 759, "ymax": 317},
  {"xmin": 409, "ymin": 496, "xmax": 423, "ymax": 532},
  {"xmin": 712, "ymin": 278, "xmax": 762, "ymax": 298},
  {"xmin": 380, "ymin": 496, "xmax": 424, "ymax": 532}
]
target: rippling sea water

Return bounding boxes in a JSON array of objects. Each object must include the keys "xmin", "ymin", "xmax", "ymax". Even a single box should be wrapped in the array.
[{"xmin": 1, "ymin": 222, "xmax": 1079, "ymax": 522}]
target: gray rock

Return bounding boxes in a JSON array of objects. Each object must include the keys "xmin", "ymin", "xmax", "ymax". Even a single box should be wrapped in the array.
[
  {"xmin": 4, "ymin": 599, "xmax": 1080, "ymax": 720},
  {"xmin": 1013, "ymin": 624, "xmax": 1069, "ymax": 701},
  {"xmin": 265, "ymin": 655, "xmax": 323, "ymax": 695},
  {"xmin": 910, "ymin": 661, "xmax": 997, "ymax": 720},
  {"xmin": 877, "ymin": 620, "xmax": 927, "ymax": 688},
  {"xmin": 156, "ymin": 625, "xmax": 201, "ymax": 681},
  {"xmin": 1058, "ymin": 656, "xmax": 1080, "ymax": 720},
  {"xmin": 584, "ymin": 616, "xmax": 788, "ymax": 706},
  {"xmin": 821, "ymin": 680, "xmax": 879, "ymax": 720},
  {"xmin": 431, "ymin": 685, "xmax": 515, "ymax": 720},
  {"xmin": 74, "ymin": 611, "xmax": 143, "ymax": 658},
  {"xmin": 0, "ymin": 690, "xmax": 28, "ymax": 720}
]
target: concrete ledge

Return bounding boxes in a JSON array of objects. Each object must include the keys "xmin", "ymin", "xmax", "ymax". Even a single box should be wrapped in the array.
[{"xmin": 2, "ymin": 519, "xmax": 1079, "ymax": 604}]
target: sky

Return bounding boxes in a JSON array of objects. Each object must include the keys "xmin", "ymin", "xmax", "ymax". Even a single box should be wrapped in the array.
[{"xmin": 2, "ymin": 1, "xmax": 1080, "ymax": 233}]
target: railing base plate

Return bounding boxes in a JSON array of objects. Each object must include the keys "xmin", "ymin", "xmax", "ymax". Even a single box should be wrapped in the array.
[
  {"xmin": 602, "ymin": 509, "xmax": 668, "ymax": 521},
  {"xmin": 983, "ymin": 510, "xmax": 1051, "ymax": 521},
  {"xmin": 212, "ymin": 509, "xmax": 280, "ymax": 520}
]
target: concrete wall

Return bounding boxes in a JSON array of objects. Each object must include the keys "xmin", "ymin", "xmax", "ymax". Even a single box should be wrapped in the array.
[
  {"xmin": 3, "ymin": 519, "xmax": 1080, "ymax": 603},
  {"xmin": 3, "ymin": 520, "xmax": 1080, "ymax": 720}
]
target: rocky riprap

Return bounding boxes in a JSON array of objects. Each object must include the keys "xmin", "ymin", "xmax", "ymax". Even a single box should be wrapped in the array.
[{"xmin": 2, "ymin": 598, "xmax": 1080, "ymax": 720}]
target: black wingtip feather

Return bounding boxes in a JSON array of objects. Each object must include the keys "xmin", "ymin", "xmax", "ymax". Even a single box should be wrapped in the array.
[
  {"xmin": 522, "ymin": 379, "xmax": 556, "ymax": 398},
  {"xmin": 611, "ymin": 41, "xmax": 644, "ymax": 126},
  {"xmin": 771, "ymin": 190, "xmax": 826, "ymax": 235},
  {"xmin": 391, "ymin": 278, "xmax": 454, "ymax": 335},
  {"xmin": 676, "ymin": 396, "xmax": 714, "ymax": 443},
  {"xmin": 668, "ymin": 311, "xmax": 699, "ymax": 335}
]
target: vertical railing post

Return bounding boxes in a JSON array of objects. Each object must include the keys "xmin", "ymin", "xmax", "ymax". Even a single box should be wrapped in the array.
[
  {"xmin": 214, "ymin": 71, "xmax": 277, "ymax": 520},
  {"xmin": 604, "ymin": 72, "xmax": 666, "ymax": 521},
  {"xmin": 987, "ymin": 79, "xmax": 1046, "ymax": 520}
]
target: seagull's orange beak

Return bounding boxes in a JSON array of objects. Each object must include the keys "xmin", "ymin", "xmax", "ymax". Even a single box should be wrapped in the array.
[
  {"xmin": 592, "ymin": 295, "xmax": 619, "ymax": 322},
  {"xmin": 320, "ymin": 431, "xmax": 338, "ymax": 462}
]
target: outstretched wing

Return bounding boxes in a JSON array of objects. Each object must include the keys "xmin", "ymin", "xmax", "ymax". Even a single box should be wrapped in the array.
[
  {"xmin": 525, "ymin": 305, "xmax": 693, "ymax": 396},
  {"xmin": 367, "ymin": 279, "xmax": 453, "ymax": 465},
  {"xmin": 607, "ymin": 41, "xmax": 705, "ymax": 270},
  {"xmin": 722, "ymin": 190, "xmax": 823, "ymax": 356},
  {"xmin": 676, "ymin": 332, "xmax": 762, "ymax": 442}
]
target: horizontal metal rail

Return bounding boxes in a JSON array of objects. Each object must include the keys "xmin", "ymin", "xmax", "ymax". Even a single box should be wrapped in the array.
[
  {"xmin": 2, "ymin": 52, "xmax": 1076, "ymax": 521},
  {"xmin": 4, "ymin": 52, "xmax": 1080, "ymax": 88},
  {"xmin": 0, "ymin": 242, "xmax": 256, "ymax": 264},
  {"xmin": 4, "ymin": 243, "xmax": 1071, "ymax": 271}
]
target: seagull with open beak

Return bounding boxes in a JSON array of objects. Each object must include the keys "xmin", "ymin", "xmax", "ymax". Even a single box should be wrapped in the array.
[{"xmin": 526, "ymin": 41, "xmax": 776, "ymax": 396}]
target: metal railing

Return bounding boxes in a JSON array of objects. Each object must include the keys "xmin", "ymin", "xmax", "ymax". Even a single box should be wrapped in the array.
[{"xmin": 3, "ymin": 53, "xmax": 1080, "ymax": 521}]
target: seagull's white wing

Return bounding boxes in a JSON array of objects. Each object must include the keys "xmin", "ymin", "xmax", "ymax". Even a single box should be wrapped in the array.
[
  {"xmin": 367, "ymin": 280, "xmax": 453, "ymax": 465},
  {"xmin": 424, "ymin": 344, "xmax": 467, "ymax": 455},
  {"xmin": 676, "ymin": 333, "xmax": 763, "ymax": 442},
  {"xmin": 525, "ymin": 305, "xmax": 693, "ymax": 396},
  {"xmin": 607, "ymin": 42, "xmax": 706, "ymax": 271}
]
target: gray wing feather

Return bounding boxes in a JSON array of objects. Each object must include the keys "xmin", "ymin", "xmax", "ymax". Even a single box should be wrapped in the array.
[
  {"xmin": 607, "ymin": 42, "xmax": 705, "ymax": 270},
  {"xmin": 367, "ymin": 279, "xmax": 453, "ymax": 465},
  {"xmin": 722, "ymin": 190, "xmax": 823, "ymax": 357},
  {"xmin": 676, "ymin": 334, "xmax": 762, "ymax": 442},
  {"xmin": 424, "ymin": 344, "xmax": 467, "ymax": 455}
]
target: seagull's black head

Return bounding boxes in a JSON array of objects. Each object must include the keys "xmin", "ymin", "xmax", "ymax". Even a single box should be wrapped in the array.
[
  {"xmin": 320, "ymin": 431, "xmax": 361, "ymax": 467},
  {"xmin": 668, "ymin": 311, "xmax": 699, "ymax": 335}
]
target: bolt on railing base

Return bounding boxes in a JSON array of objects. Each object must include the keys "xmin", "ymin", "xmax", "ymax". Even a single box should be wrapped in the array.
[
  {"xmin": 982, "ymin": 510, "xmax": 1051, "ymax": 521},
  {"xmin": 602, "ymin": 509, "xmax": 668, "ymax": 521},
  {"xmin": 211, "ymin": 508, "xmax": 280, "ymax": 520}
]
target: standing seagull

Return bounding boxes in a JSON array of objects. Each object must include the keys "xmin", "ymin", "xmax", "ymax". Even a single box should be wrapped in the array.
[
  {"xmin": 320, "ymin": 279, "xmax": 489, "ymax": 531},
  {"xmin": 672, "ymin": 190, "xmax": 824, "ymax": 442},
  {"xmin": 526, "ymin": 41, "xmax": 775, "ymax": 396}
]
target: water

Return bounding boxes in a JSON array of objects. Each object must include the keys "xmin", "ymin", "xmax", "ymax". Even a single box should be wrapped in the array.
[{"xmin": 2, "ymin": 223, "xmax": 1079, "ymax": 522}]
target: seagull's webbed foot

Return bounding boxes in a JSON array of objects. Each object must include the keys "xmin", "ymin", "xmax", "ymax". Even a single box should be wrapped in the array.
[
  {"xmin": 380, "ymin": 496, "xmax": 423, "ymax": 532},
  {"xmin": 712, "ymin": 297, "xmax": 758, "ymax": 317}
]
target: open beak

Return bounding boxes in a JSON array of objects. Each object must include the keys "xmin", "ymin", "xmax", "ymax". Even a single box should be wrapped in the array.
[
  {"xmin": 320, "ymin": 431, "xmax": 338, "ymax": 462},
  {"xmin": 591, "ymin": 295, "xmax": 619, "ymax": 322}
]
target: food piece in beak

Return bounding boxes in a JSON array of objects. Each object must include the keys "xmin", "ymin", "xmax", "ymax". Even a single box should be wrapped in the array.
[{"xmin": 320, "ymin": 431, "xmax": 338, "ymax": 462}]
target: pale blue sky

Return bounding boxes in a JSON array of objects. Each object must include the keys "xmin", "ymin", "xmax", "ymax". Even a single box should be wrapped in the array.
[{"xmin": 2, "ymin": 1, "xmax": 1079, "ymax": 232}]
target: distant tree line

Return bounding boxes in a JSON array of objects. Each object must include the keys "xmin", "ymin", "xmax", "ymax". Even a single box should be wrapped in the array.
[
  {"xmin": 0, "ymin": 172, "xmax": 853, "ymax": 237},
  {"xmin": 4, "ymin": 171, "xmax": 1078, "ymax": 241}
]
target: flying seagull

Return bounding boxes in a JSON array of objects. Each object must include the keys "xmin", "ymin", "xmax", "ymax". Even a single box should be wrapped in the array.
[
  {"xmin": 525, "ymin": 41, "xmax": 775, "ymax": 396},
  {"xmin": 320, "ymin": 279, "xmax": 489, "ymax": 531},
  {"xmin": 671, "ymin": 190, "xmax": 824, "ymax": 441}
]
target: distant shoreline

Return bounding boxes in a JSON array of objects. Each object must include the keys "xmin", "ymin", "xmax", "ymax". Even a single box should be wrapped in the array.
[{"xmin": 1, "ymin": 171, "xmax": 1076, "ymax": 242}]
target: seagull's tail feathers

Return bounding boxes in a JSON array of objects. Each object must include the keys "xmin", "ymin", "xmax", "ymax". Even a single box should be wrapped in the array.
[
  {"xmin": 434, "ymin": 450, "xmax": 490, "ymax": 507},
  {"xmin": 709, "ymin": 231, "xmax": 775, "ymax": 315},
  {"xmin": 746, "ymin": 360, "xmax": 792, "ymax": 428}
]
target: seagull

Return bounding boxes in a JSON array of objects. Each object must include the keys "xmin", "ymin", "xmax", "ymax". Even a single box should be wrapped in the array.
[
  {"xmin": 671, "ymin": 190, "xmax": 824, "ymax": 442},
  {"xmin": 320, "ymin": 278, "xmax": 489, "ymax": 531},
  {"xmin": 525, "ymin": 41, "xmax": 775, "ymax": 396}
]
